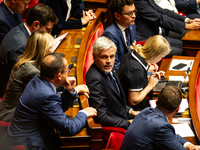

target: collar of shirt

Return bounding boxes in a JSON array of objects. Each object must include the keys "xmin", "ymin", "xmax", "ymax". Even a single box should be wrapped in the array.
[
  {"xmin": 24, "ymin": 23, "xmax": 31, "ymax": 36},
  {"xmin": 65, "ymin": 0, "xmax": 72, "ymax": 21},
  {"xmin": 5, "ymin": 3, "xmax": 14, "ymax": 14},
  {"xmin": 131, "ymin": 51, "xmax": 149, "ymax": 71},
  {"xmin": 49, "ymin": 82, "xmax": 57, "ymax": 93}
]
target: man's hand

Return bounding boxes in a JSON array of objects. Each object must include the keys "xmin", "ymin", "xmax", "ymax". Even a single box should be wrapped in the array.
[
  {"xmin": 63, "ymin": 77, "xmax": 76, "ymax": 92},
  {"xmin": 186, "ymin": 144, "xmax": 200, "ymax": 150},
  {"xmin": 185, "ymin": 21, "xmax": 200, "ymax": 30},
  {"xmin": 128, "ymin": 119, "xmax": 133, "ymax": 124},
  {"xmin": 81, "ymin": 10, "xmax": 96, "ymax": 25},
  {"xmin": 75, "ymin": 84, "xmax": 90, "ymax": 98},
  {"xmin": 129, "ymin": 109, "xmax": 140, "ymax": 118},
  {"xmin": 82, "ymin": 107, "xmax": 97, "ymax": 117}
]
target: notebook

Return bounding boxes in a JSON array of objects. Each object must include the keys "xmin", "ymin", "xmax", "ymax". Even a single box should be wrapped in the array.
[{"xmin": 153, "ymin": 78, "xmax": 183, "ymax": 92}]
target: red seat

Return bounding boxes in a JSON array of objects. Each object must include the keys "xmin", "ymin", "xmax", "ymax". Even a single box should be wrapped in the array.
[
  {"xmin": 0, "ymin": 0, "xmax": 3, "ymax": 3},
  {"xmin": 102, "ymin": 126, "xmax": 126, "ymax": 149},
  {"xmin": 106, "ymin": 132, "xmax": 125, "ymax": 150},
  {"xmin": 0, "ymin": 121, "xmax": 25, "ymax": 150},
  {"xmin": 83, "ymin": 22, "xmax": 104, "ymax": 84},
  {"xmin": 195, "ymin": 72, "xmax": 200, "ymax": 121}
]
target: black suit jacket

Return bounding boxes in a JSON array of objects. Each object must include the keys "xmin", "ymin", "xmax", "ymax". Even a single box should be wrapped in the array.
[
  {"xmin": 45, "ymin": 0, "xmax": 83, "ymax": 35},
  {"xmin": 0, "ymin": 2, "xmax": 23, "ymax": 45},
  {"xmin": 85, "ymin": 63, "xmax": 131, "ymax": 129},
  {"xmin": 134, "ymin": 0, "xmax": 186, "ymax": 41}
]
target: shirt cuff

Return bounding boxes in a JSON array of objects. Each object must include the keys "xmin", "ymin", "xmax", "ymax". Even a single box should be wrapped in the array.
[
  {"xmin": 129, "ymin": 108, "xmax": 133, "ymax": 113},
  {"xmin": 184, "ymin": 142, "xmax": 192, "ymax": 148},
  {"xmin": 72, "ymin": 89, "xmax": 77, "ymax": 97},
  {"xmin": 185, "ymin": 18, "xmax": 191, "ymax": 23},
  {"xmin": 79, "ymin": 110, "xmax": 88, "ymax": 117}
]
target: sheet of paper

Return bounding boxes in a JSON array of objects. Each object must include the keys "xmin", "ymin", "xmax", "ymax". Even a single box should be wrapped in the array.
[
  {"xmin": 169, "ymin": 59, "xmax": 194, "ymax": 71},
  {"xmin": 169, "ymin": 76, "xmax": 189, "ymax": 82},
  {"xmin": 53, "ymin": 32, "xmax": 68, "ymax": 52},
  {"xmin": 149, "ymin": 99, "xmax": 188, "ymax": 113},
  {"xmin": 172, "ymin": 123, "xmax": 195, "ymax": 137}
]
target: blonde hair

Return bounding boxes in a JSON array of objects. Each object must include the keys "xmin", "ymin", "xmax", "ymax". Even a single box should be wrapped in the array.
[
  {"xmin": 14, "ymin": 31, "xmax": 54, "ymax": 70},
  {"xmin": 131, "ymin": 35, "xmax": 171, "ymax": 61}
]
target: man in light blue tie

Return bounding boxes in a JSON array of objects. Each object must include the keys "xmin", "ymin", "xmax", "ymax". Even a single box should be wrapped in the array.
[{"xmin": 102, "ymin": 0, "xmax": 136, "ymax": 71}]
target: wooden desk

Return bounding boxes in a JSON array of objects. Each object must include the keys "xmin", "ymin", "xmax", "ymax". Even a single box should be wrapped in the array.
[
  {"xmin": 54, "ymin": 8, "xmax": 105, "ymax": 150},
  {"xmin": 159, "ymin": 56, "xmax": 198, "ymax": 145},
  {"xmin": 182, "ymin": 30, "xmax": 200, "ymax": 56}
]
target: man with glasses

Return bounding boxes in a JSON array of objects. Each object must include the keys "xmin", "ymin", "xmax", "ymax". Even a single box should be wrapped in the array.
[
  {"xmin": 0, "ymin": 4, "xmax": 58, "ymax": 97},
  {"xmin": 4, "ymin": 53, "xmax": 97, "ymax": 150},
  {"xmin": 102, "ymin": 0, "xmax": 136, "ymax": 71}
]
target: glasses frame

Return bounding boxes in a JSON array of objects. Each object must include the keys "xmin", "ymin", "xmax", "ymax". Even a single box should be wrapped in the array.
[
  {"xmin": 121, "ymin": 9, "xmax": 137, "ymax": 17},
  {"xmin": 45, "ymin": 25, "xmax": 52, "ymax": 33}
]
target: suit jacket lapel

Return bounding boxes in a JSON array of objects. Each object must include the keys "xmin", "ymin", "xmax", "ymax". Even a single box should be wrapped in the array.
[
  {"xmin": 20, "ymin": 23, "xmax": 30, "ymax": 38},
  {"xmin": 113, "ymin": 22, "xmax": 128, "ymax": 53},
  {"xmin": 2, "ymin": 2, "xmax": 19, "ymax": 27}
]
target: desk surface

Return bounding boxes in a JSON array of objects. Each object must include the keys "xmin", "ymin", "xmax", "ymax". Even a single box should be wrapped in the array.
[
  {"xmin": 159, "ymin": 56, "xmax": 197, "ymax": 145},
  {"xmin": 182, "ymin": 30, "xmax": 200, "ymax": 56}
]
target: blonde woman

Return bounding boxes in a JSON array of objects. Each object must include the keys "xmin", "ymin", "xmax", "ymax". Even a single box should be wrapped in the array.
[
  {"xmin": 0, "ymin": 31, "xmax": 54, "ymax": 122},
  {"xmin": 118, "ymin": 35, "xmax": 171, "ymax": 111}
]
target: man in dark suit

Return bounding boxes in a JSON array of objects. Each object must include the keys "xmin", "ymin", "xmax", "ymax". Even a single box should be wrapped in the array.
[
  {"xmin": 4, "ymin": 53, "xmax": 97, "ymax": 150},
  {"xmin": 102, "ymin": 0, "xmax": 136, "ymax": 71},
  {"xmin": 45, "ymin": 0, "xmax": 96, "ymax": 36},
  {"xmin": 120, "ymin": 86, "xmax": 200, "ymax": 150},
  {"xmin": 134, "ymin": 0, "xmax": 200, "ymax": 57},
  {"xmin": 0, "ymin": 0, "xmax": 30, "ymax": 45},
  {"xmin": 175, "ymin": 0, "xmax": 200, "ymax": 19},
  {"xmin": 85, "ymin": 36, "xmax": 139, "ymax": 130},
  {"xmin": 0, "ymin": 4, "xmax": 58, "ymax": 97}
]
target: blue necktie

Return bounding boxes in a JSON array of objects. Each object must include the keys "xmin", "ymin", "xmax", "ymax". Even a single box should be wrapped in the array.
[
  {"xmin": 108, "ymin": 72, "xmax": 119, "ymax": 93},
  {"xmin": 125, "ymin": 28, "xmax": 131, "ymax": 51}
]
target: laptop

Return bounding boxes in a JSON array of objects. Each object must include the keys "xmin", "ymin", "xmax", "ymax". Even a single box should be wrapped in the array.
[{"xmin": 153, "ymin": 78, "xmax": 183, "ymax": 92}]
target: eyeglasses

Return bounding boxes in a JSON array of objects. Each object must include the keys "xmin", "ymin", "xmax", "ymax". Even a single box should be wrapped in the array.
[
  {"xmin": 121, "ymin": 9, "xmax": 137, "ymax": 17},
  {"xmin": 45, "ymin": 26, "xmax": 52, "ymax": 33},
  {"xmin": 62, "ymin": 64, "xmax": 74, "ymax": 74}
]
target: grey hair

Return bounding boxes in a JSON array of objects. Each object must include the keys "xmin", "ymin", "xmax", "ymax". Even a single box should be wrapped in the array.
[{"xmin": 93, "ymin": 36, "xmax": 117, "ymax": 56}]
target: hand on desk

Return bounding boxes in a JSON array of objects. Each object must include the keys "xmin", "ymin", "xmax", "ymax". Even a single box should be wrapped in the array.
[
  {"xmin": 81, "ymin": 10, "xmax": 96, "ymax": 25},
  {"xmin": 186, "ymin": 143, "xmax": 200, "ymax": 150},
  {"xmin": 75, "ymin": 84, "xmax": 90, "ymax": 98},
  {"xmin": 83, "ymin": 107, "xmax": 97, "ymax": 117}
]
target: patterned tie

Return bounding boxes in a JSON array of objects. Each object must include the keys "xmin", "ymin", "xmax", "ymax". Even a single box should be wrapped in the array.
[
  {"xmin": 125, "ymin": 28, "xmax": 131, "ymax": 51},
  {"xmin": 108, "ymin": 72, "xmax": 120, "ymax": 93}
]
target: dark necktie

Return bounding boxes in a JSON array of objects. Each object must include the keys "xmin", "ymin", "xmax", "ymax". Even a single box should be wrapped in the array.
[
  {"xmin": 13, "ymin": 13, "xmax": 20, "ymax": 24},
  {"xmin": 108, "ymin": 72, "xmax": 120, "ymax": 93},
  {"xmin": 125, "ymin": 28, "xmax": 131, "ymax": 51}
]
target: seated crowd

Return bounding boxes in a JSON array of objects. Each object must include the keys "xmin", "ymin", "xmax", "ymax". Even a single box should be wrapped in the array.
[{"xmin": 0, "ymin": 0, "xmax": 200, "ymax": 149}]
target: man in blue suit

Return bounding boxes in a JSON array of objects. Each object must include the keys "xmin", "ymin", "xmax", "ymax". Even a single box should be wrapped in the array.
[
  {"xmin": 4, "ymin": 53, "xmax": 97, "ymax": 150},
  {"xmin": 102, "ymin": 0, "xmax": 136, "ymax": 71},
  {"xmin": 120, "ymin": 85, "xmax": 200, "ymax": 150},
  {"xmin": 0, "ymin": 0, "xmax": 30, "ymax": 45},
  {"xmin": 45, "ymin": 0, "xmax": 96, "ymax": 36},
  {"xmin": 134, "ymin": 0, "xmax": 200, "ymax": 57},
  {"xmin": 0, "ymin": 4, "xmax": 58, "ymax": 97}
]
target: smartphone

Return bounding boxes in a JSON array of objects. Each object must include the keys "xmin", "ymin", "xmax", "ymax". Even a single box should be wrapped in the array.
[{"xmin": 172, "ymin": 63, "xmax": 187, "ymax": 70}]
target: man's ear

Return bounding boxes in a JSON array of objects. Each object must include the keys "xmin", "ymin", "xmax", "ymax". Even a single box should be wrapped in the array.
[
  {"xmin": 57, "ymin": 72, "xmax": 62, "ymax": 81},
  {"xmin": 175, "ymin": 106, "xmax": 180, "ymax": 114},
  {"xmin": 31, "ymin": 21, "xmax": 40, "ymax": 32},
  {"xmin": 114, "ymin": 12, "xmax": 120, "ymax": 20}
]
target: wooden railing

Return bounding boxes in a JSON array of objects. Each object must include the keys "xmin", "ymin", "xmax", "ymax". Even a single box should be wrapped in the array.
[{"xmin": 189, "ymin": 51, "xmax": 200, "ymax": 144}]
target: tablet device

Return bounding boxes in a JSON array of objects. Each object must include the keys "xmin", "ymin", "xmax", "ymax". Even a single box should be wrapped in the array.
[{"xmin": 172, "ymin": 63, "xmax": 187, "ymax": 70}]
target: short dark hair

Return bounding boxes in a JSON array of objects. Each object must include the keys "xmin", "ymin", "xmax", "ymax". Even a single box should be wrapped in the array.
[
  {"xmin": 26, "ymin": 4, "xmax": 58, "ymax": 26},
  {"xmin": 157, "ymin": 86, "xmax": 182, "ymax": 113},
  {"xmin": 40, "ymin": 53, "xmax": 65, "ymax": 79},
  {"xmin": 110, "ymin": 0, "xmax": 135, "ymax": 18}
]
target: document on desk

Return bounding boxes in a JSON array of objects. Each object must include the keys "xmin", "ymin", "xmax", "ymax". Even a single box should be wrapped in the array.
[
  {"xmin": 149, "ymin": 99, "xmax": 188, "ymax": 113},
  {"xmin": 169, "ymin": 76, "xmax": 189, "ymax": 82},
  {"xmin": 169, "ymin": 59, "xmax": 194, "ymax": 71},
  {"xmin": 172, "ymin": 123, "xmax": 195, "ymax": 137},
  {"xmin": 53, "ymin": 32, "xmax": 68, "ymax": 52}
]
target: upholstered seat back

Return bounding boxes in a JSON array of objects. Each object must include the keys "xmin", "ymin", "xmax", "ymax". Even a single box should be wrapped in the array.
[{"xmin": 195, "ymin": 71, "xmax": 200, "ymax": 121}]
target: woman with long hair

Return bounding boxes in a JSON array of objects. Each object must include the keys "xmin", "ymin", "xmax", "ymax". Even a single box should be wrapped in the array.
[
  {"xmin": 118, "ymin": 35, "xmax": 171, "ymax": 111},
  {"xmin": 0, "ymin": 31, "xmax": 54, "ymax": 121}
]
